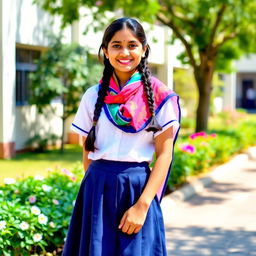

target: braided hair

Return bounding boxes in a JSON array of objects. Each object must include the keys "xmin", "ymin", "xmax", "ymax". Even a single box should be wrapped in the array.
[
  {"xmin": 85, "ymin": 58, "xmax": 113, "ymax": 151},
  {"xmin": 85, "ymin": 17, "xmax": 162, "ymax": 152},
  {"xmin": 137, "ymin": 57, "xmax": 162, "ymax": 132}
]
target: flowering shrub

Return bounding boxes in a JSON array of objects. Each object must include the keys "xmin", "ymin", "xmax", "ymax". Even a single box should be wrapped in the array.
[
  {"xmin": 0, "ymin": 166, "xmax": 84, "ymax": 255},
  {"xmin": 169, "ymin": 118, "xmax": 256, "ymax": 190}
]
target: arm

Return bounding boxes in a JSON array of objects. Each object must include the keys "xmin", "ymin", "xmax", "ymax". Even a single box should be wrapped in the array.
[
  {"xmin": 138, "ymin": 126, "xmax": 174, "ymax": 207},
  {"xmin": 82, "ymin": 136, "xmax": 92, "ymax": 172},
  {"xmin": 118, "ymin": 126, "xmax": 174, "ymax": 234}
]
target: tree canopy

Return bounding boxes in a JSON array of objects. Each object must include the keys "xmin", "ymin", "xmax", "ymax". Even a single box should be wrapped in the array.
[{"xmin": 34, "ymin": 0, "xmax": 256, "ymax": 131}]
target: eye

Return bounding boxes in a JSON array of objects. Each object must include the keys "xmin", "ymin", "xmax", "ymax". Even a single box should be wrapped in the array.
[
  {"xmin": 112, "ymin": 44, "xmax": 121, "ymax": 49},
  {"xmin": 129, "ymin": 44, "xmax": 138, "ymax": 49}
]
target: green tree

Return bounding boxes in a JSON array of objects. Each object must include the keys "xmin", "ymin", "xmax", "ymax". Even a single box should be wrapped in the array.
[
  {"xmin": 29, "ymin": 37, "xmax": 102, "ymax": 152},
  {"xmin": 34, "ymin": 0, "xmax": 256, "ymax": 131}
]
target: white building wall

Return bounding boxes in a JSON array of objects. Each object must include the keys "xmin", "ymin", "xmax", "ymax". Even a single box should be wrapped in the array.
[
  {"xmin": 223, "ymin": 73, "xmax": 237, "ymax": 110},
  {"xmin": 235, "ymin": 55, "xmax": 256, "ymax": 73},
  {"xmin": 15, "ymin": 104, "xmax": 63, "ymax": 150},
  {"xmin": 0, "ymin": 0, "xmax": 16, "ymax": 156},
  {"xmin": 16, "ymin": 0, "xmax": 72, "ymax": 46}
]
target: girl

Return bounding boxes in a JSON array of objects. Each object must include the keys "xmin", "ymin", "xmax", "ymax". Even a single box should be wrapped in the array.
[{"xmin": 63, "ymin": 17, "xmax": 180, "ymax": 256}]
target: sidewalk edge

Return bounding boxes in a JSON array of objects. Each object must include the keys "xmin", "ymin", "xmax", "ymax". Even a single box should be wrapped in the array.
[{"xmin": 162, "ymin": 146, "xmax": 256, "ymax": 205}]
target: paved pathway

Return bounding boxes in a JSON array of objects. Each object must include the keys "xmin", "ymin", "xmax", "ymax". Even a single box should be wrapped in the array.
[{"xmin": 162, "ymin": 155, "xmax": 256, "ymax": 256}]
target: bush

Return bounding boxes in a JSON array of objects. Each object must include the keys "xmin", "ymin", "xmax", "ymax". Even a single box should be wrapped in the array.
[
  {"xmin": 26, "ymin": 134, "xmax": 59, "ymax": 152},
  {"xmin": 0, "ymin": 166, "xmax": 84, "ymax": 255},
  {"xmin": 169, "ymin": 117, "xmax": 256, "ymax": 190}
]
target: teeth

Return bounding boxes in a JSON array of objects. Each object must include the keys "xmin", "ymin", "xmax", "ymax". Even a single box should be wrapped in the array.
[{"xmin": 119, "ymin": 60, "xmax": 131, "ymax": 63}]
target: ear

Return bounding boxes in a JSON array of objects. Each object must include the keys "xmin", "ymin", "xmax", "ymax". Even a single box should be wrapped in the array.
[
  {"xmin": 102, "ymin": 48, "xmax": 109, "ymax": 59},
  {"xmin": 142, "ymin": 46, "xmax": 147, "ymax": 58}
]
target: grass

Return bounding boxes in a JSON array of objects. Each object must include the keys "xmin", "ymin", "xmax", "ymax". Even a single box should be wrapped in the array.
[{"xmin": 0, "ymin": 144, "xmax": 83, "ymax": 183}]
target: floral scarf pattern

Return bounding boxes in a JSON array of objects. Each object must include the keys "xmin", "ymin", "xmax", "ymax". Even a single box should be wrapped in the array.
[{"xmin": 103, "ymin": 72, "xmax": 178, "ymax": 133}]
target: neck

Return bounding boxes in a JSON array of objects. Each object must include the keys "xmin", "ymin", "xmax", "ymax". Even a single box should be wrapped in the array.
[{"xmin": 114, "ymin": 70, "xmax": 138, "ymax": 88}]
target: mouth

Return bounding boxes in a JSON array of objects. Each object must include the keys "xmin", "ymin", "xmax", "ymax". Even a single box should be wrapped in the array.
[{"xmin": 117, "ymin": 59, "xmax": 133, "ymax": 65}]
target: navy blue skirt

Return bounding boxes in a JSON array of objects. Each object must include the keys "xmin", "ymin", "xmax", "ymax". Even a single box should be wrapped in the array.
[{"xmin": 62, "ymin": 159, "xmax": 167, "ymax": 256}]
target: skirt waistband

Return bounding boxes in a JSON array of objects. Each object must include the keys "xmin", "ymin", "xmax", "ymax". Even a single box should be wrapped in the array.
[{"xmin": 90, "ymin": 159, "xmax": 150, "ymax": 174}]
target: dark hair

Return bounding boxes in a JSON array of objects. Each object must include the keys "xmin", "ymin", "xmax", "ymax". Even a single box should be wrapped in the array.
[{"xmin": 85, "ymin": 17, "xmax": 162, "ymax": 151}]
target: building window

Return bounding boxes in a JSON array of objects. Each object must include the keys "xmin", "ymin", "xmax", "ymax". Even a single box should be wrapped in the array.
[{"xmin": 16, "ymin": 48, "xmax": 41, "ymax": 106}]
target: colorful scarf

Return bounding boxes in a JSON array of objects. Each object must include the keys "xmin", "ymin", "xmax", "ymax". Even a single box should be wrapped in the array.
[{"xmin": 103, "ymin": 72, "xmax": 178, "ymax": 133}]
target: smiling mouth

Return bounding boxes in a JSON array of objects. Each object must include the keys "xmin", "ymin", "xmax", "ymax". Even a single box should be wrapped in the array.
[{"xmin": 118, "ymin": 59, "xmax": 132, "ymax": 64}]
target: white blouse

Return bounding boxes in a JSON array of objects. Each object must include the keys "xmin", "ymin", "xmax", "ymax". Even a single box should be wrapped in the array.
[{"xmin": 71, "ymin": 84, "xmax": 180, "ymax": 163}]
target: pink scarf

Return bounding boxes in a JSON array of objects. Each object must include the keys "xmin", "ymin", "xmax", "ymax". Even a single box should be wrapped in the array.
[{"xmin": 103, "ymin": 72, "xmax": 178, "ymax": 133}]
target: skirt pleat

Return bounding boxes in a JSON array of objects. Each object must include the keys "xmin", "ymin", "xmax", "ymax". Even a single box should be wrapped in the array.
[{"xmin": 62, "ymin": 159, "xmax": 167, "ymax": 256}]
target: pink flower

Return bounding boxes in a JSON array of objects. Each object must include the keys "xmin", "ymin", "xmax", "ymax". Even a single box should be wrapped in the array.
[
  {"xmin": 210, "ymin": 133, "xmax": 217, "ymax": 138},
  {"xmin": 96, "ymin": 1, "xmax": 103, "ymax": 6},
  {"xmin": 180, "ymin": 144, "xmax": 196, "ymax": 154},
  {"xmin": 61, "ymin": 168, "xmax": 76, "ymax": 181},
  {"xmin": 71, "ymin": 176, "xmax": 76, "ymax": 181},
  {"xmin": 29, "ymin": 195, "xmax": 37, "ymax": 204},
  {"xmin": 61, "ymin": 168, "xmax": 72, "ymax": 176},
  {"xmin": 190, "ymin": 132, "xmax": 207, "ymax": 140},
  {"xmin": 14, "ymin": 189, "xmax": 20, "ymax": 194},
  {"xmin": 52, "ymin": 199, "xmax": 59, "ymax": 205}
]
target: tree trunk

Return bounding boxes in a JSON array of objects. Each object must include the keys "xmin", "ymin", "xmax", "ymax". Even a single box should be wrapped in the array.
[
  {"xmin": 195, "ymin": 90, "xmax": 211, "ymax": 131},
  {"xmin": 194, "ymin": 57, "xmax": 215, "ymax": 132}
]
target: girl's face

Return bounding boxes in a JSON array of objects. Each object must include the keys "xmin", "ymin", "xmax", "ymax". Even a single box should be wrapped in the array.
[{"xmin": 103, "ymin": 28, "xmax": 146, "ymax": 84}]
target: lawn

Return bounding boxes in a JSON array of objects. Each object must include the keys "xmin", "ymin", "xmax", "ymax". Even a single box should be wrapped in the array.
[{"xmin": 0, "ymin": 144, "xmax": 83, "ymax": 183}]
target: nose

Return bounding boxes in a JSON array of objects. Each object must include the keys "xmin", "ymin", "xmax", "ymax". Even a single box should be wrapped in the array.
[{"xmin": 120, "ymin": 47, "xmax": 130, "ymax": 56}]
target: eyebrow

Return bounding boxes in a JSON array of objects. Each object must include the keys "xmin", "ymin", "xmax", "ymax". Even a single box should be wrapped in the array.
[{"xmin": 110, "ymin": 40, "xmax": 138, "ymax": 44}]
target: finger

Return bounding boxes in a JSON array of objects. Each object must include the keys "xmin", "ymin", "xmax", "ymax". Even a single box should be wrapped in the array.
[
  {"xmin": 118, "ymin": 212, "xmax": 127, "ymax": 229},
  {"xmin": 122, "ymin": 220, "xmax": 131, "ymax": 233},
  {"xmin": 126, "ymin": 225, "xmax": 136, "ymax": 235},
  {"xmin": 134, "ymin": 226, "xmax": 142, "ymax": 234}
]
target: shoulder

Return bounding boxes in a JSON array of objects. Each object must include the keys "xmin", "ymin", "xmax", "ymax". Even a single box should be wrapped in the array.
[
  {"xmin": 150, "ymin": 76, "xmax": 163, "ymax": 86},
  {"xmin": 150, "ymin": 76, "xmax": 178, "ymax": 99},
  {"xmin": 83, "ymin": 84, "xmax": 100, "ymax": 98},
  {"xmin": 81, "ymin": 84, "xmax": 100, "ymax": 103},
  {"xmin": 150, "ymin": 76, "xmax": 173, "ymax": 93}
]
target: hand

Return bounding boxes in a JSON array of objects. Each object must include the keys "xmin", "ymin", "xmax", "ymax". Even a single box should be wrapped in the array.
[{"xmin": 118, "ymin": 202, "xmax": 149, "ymax": 235}]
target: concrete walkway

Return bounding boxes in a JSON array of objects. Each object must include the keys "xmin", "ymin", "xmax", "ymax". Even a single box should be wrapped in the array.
[{"xmin": 162, "ymin": 153, "xmax": 256, "ymax": 256}]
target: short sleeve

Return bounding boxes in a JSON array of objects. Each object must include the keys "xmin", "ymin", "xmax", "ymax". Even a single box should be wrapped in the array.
[
  {"xmin": 71, "ymin": 86, "xmax": 98, "ymax": 137},
  {"xmin": 153, "ymin": 99, "xmax": 180, "ymax": 138}
]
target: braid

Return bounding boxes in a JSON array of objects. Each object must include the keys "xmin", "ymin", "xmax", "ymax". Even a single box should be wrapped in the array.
[
  {"xmin": 138, "ymin": 58, "xmax": 162, "ymax": 132},
  {"xmin": 85, "ymin": 58, "xmax": 113, "ymax": 151}
]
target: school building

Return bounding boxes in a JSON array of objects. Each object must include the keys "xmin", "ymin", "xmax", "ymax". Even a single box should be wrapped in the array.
[{"xmin": 0, "ymin": 0, "xmax": 255, "ymax": 159}]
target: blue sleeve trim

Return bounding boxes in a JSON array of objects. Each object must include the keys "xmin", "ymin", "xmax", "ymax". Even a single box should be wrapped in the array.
[
  {"xmin": 71, "ymin": 123, "xmax": 89, "ymax": 134},
  {"xmin": 159, "ymin": 95, "xmax": 181, "ymax": 203},
  {"xmin": 162, "ymin": 119, "xmax": 179, "ymax": 128}
]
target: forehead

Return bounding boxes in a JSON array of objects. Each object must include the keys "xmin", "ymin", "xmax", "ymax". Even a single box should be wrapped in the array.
[{"xmin": 110, "ymin": 28, "xmax": 140, "ymax": 43}]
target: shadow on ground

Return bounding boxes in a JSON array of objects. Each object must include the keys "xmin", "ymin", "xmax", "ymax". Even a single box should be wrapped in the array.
[
  {"xmin": 183, "ymin": 182, "xmax": 254, "ymax": 206},
  {"xmin": 166, "ymin": 226, "xmax": 256, "ymax": 256}
]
